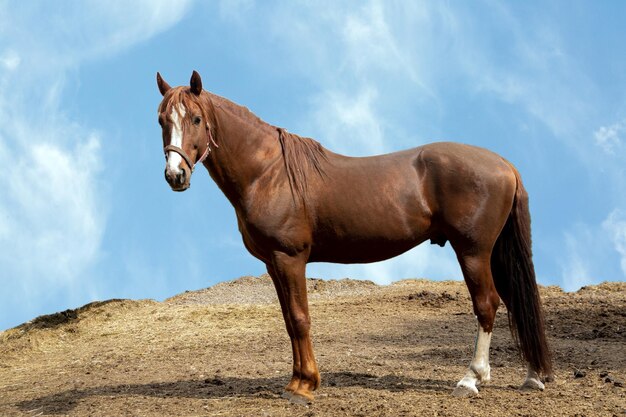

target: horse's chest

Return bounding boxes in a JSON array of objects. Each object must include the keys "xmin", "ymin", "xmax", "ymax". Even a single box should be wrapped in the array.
[
  {"xmin": 236, "ymin": 218, "xmax": 271, "ymax": 262},
  {"xmin": 236, "ymin": 212, "xmax": 310, "ymax": 262}
]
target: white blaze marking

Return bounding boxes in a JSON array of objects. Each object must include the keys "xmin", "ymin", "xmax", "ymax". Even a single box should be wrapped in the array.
[
  {"xmin": 455, "ymin": 325, "xmax": 492, "ymax": 394},
  {"xmin": 166, "ymin": 103, "xmax": 186, "ymax": 173}
]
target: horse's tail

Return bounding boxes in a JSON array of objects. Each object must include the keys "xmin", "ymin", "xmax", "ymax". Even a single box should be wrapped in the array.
[{"xmin": 491, "ymin": 167, "xmax": 553, "ymax": 378}]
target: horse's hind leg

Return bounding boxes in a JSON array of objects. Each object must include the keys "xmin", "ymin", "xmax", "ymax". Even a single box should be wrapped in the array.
[{"xmin": 453, "ymin": 252, "xmax": 501, "ymax": 397}]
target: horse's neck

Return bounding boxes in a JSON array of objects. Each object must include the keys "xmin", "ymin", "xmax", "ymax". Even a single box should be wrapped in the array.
[{"xmin": 204, "ymin": 103, "xmax": 282, "ymax": 206}]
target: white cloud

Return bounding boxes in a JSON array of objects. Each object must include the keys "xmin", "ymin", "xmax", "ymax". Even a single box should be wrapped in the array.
[
  {"xmin": 452, "ymin": 8, "xmax": 593, "ymax": 143},
  {"xmin": 558, "ymin": 212, "xmax": 626, "ymax": 291},
  {"xmin": 264, "ymin": 1, "xmax": 443, "ymax": 155},
  {"xmin": 594, "ymin": 120, "xmax": 625, "ymax": 155},
  {"xmin": 342, "ymin": 2, "xmax": 410, "ymax": 80},
  {"xmin": 603, "ymin": 209, "xmax": 626, "ymax": 276},
  {"xmin": 1, "ymin": 1, "xmax": 193, "ymax": 72},
  {"xmin": 339, "ymin": 1, "xmax": 442, "ymax": 99},
  {"xmin": 560, "ymin": 229, "xmax": 595, "ymax": 291},
  {"xmin": 0, "ymin": 1, "xmax": 192, "ymax": 328},
  {"xmin": 0, "ymin": 50, "xmax": 20, "ymax": 71},
  {"xmin": 0, "ymin": 134, "xmax": 104, "ymax": 285},
  {"xmin": 274, "ymin": 0, "xmax": 597, "ymax": 155},
  {"xmin": 310, "ymin": 87, "xmax": 386, "ymax": 155}
]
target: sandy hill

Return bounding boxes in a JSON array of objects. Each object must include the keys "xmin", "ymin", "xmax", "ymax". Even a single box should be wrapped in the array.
[{"xmin": 0, "ymin": 276, "xmax": 624, "ymax": 416}]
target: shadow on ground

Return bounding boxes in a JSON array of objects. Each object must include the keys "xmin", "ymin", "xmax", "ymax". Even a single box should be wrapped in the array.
[{"xmin": 17, "ymin": 372, "xmax": 455, "ymax": 414}]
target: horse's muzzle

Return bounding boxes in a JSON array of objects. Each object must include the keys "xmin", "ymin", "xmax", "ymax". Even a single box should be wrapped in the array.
[{"xmin": 164, "ymin": 167, "xmax": 190, "ymax": 191}]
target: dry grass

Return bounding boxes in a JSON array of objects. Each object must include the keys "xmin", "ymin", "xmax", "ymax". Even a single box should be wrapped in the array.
[{"xmin": 1, "ymin": 276, "xmax": 624, "ymax": 416}]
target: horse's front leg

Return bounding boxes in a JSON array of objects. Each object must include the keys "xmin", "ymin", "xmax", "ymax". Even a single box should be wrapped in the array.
[
  {"xmin": 268, "ymin": 251, "xmax": 320, "ymax": 404},
  {"xmin": 266, "ymin": 263, "xmax": 301, "ymax": 395}
]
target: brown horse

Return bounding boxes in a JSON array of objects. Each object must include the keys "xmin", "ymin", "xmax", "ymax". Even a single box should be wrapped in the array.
[{"xmin": 156, "ymin": 71, "xmax": 552, "ymax": 403}]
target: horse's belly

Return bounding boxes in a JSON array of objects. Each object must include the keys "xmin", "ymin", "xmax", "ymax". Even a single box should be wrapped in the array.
[
  {"xmin": 309, "ymin": 235, "xmax": 428, "ymax": 264},
  {"xmin": 309, "ymin": 198, "xmax": 432, "ymax": 263}
]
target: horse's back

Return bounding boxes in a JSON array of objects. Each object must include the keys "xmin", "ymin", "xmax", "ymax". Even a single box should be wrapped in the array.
[{"xmin": 419, "ymin": 142, "xmax": 512, "ymax": 170}]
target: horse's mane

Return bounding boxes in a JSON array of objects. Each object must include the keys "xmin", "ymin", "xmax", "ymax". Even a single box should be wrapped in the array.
[
  {"xmin": 277, "ymin": 128, "xmax": 328, "ymax": 204},
  {"xmin": 202, "ymin": 94, "xmax": 329, "ymax": 204},
  {"xmin": 208, "ymin": 94, "xmax": 266, "ymax": 128}
]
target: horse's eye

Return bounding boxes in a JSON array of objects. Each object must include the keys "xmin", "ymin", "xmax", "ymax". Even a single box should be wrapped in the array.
[
  {"xmin": 193, "ymin": 116, "xmax": 201, "ymax": 125},
  {"xmin": 158, "ymin": 116, "xmax": 164, "ymax": 126}
]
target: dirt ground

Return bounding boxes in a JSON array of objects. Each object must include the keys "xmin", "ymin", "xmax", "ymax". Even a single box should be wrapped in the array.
[{"xmin": 0, "ymin": 275, "xmax": 624, "ymax": 416}]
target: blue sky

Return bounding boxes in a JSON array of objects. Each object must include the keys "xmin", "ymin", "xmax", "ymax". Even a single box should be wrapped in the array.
[{"xmin": 1, "ymin": 1, "xmax": 625, "ymax": 330}]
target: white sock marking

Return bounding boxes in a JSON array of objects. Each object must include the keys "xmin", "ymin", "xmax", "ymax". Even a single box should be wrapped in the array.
[{"xmin": 455, "ymin": 326, "xmax": 492, "ymax": 394}]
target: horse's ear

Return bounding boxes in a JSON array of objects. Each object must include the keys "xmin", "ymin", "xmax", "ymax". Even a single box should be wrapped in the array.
[
  {"xmin": 156, "ymin": 72, "xmax": 171, "ymax": 96},
  {"xmin": 190, "ymin": 70, "xmax": 203, "ymax": 96}
]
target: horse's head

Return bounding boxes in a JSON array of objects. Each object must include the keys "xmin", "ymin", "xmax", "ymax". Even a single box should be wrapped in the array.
[{"xmin": 156, "ymin": 71, "xmax": 213, "ymax": 192}]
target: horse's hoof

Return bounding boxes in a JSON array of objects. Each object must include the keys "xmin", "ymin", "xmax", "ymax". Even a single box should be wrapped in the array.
[
  {"xmin": 520, "ymin": 378, "xmax": 545, "ymax": 391},
  {"xmin": 452, "ymin": 385, "xmax": 479, "ymax": 397},
  {"xmin": 282, "ymin": 390, "xmax": 294, "ymax": 400},
  {"xmin": 289, "ymin": 391, "xmax": 314, "ymax": 405}
]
